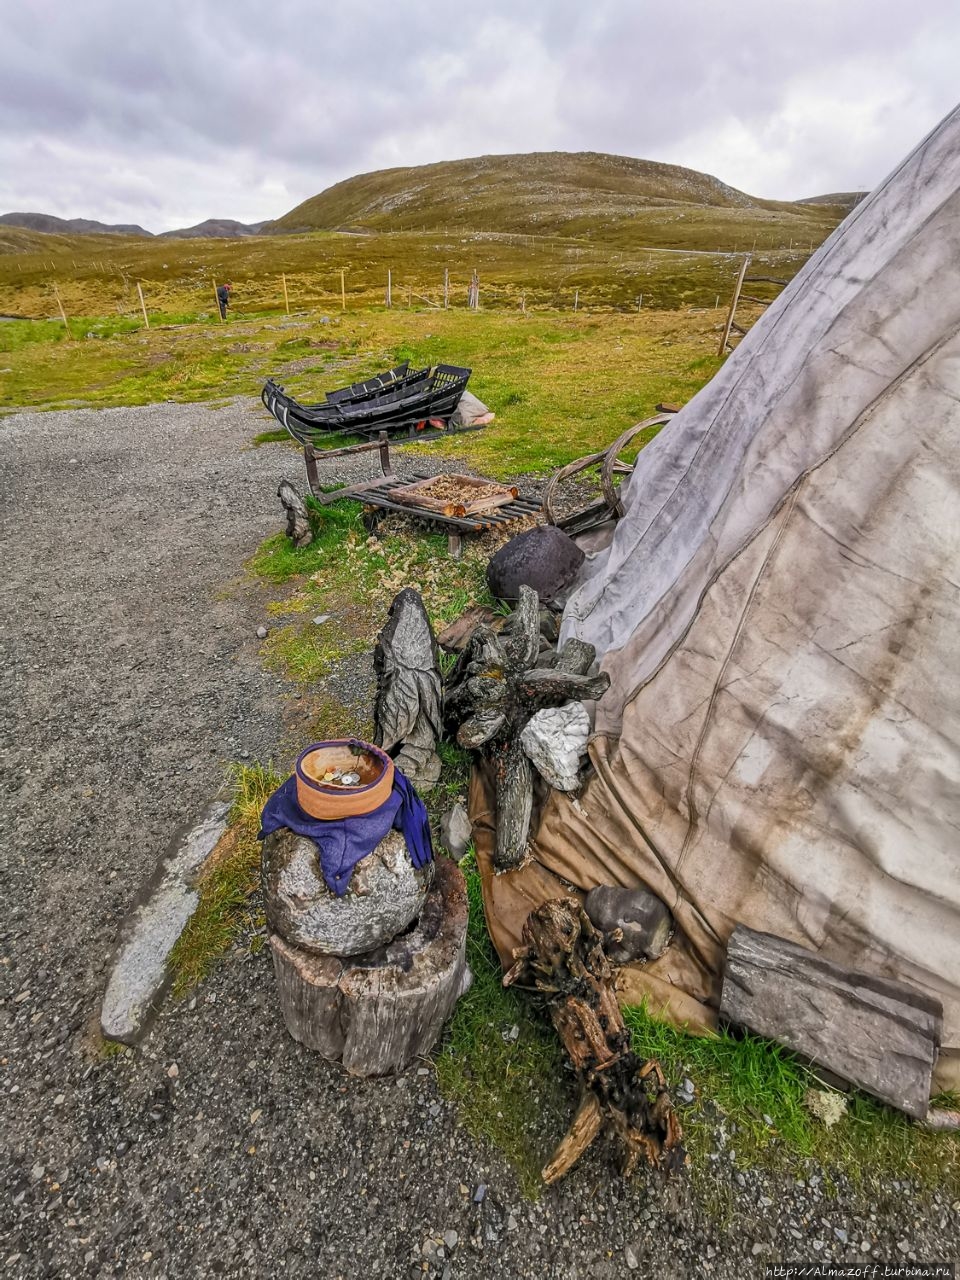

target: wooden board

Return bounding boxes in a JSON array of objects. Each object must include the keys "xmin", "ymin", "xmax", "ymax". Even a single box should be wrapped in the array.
[
  {"xmin": 720, "ymin": 925, "xmax": 942, "ymax": 1117},
  {"xmin": 390, "ymin": 474, "xmax": 518, "ymax": 518}
]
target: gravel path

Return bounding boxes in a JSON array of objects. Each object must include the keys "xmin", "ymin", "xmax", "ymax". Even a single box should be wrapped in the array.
[{"xmin": 2, "ymin": 400, "xmax": 958, "ymax": 1278}]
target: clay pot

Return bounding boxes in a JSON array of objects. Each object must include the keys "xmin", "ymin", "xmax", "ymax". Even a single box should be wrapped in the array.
[{"xmin": 295, "ymin": 740, "xmax": 394, "ymax": 820}]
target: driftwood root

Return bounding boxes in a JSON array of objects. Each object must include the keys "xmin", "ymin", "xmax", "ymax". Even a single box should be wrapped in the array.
[{"xmin": 504, "ymin": 896, "xmax": 686, "ymax": 1184}]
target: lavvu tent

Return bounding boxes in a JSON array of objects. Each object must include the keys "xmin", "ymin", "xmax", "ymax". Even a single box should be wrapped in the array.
[{"xmin": 473, "ymin": 104, "xmax": 960, "ymax": 1094}]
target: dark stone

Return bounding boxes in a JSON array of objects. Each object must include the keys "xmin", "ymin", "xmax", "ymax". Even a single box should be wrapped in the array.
[
  {"xmin": 584, "ymin": 885, "xmax": 673, "ymax": 963},
  {"xmin": 486, "ymin": 526, "xmax": 585, "ymax": 603}
]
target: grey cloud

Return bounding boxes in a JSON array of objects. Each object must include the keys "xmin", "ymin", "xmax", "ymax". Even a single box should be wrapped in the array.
[{"xmin": 0, "ymin": 0, "xmax": 956, "ymax": 228}]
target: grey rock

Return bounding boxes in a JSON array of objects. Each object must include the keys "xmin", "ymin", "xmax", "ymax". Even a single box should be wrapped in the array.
[
  {"xmin": 473, "ymin": 1183, "xmax": 487, "ymax": 1203},
  {"xmin": 584, "ymin": 884, "xmax": 673, "ymax": 963},
  {"xmin": 439, "ymin": 804, "xmax": 472, "ymax": 858},
  {"xmin": 256, "ymin": 625, "xmax": 268, "ymax": 639},
  {"xmin": 442, "ymin": 1230, "xmax": 458, "ymax": 1251},
  {"xmin": 625, "ymin": 1244, "xmax": 639, "ymax": 1270},
  {"xmin": 520, "ymin": 702, "xmax": 590, "ymax": 791},
  {"xmin": 100, "ymin": 800, "xmax": 230, "ymax": 1043},
  {"xmin": 261, "ymin": 827, "xmax": 433, "ymax": 955},
  {"xmin": 486, "ymin": 525, "xmax": 585, "ymax": 603}
]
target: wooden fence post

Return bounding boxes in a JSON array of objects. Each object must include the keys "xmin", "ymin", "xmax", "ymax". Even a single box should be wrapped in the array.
[
  {"xmin": 386, "ymin": 270, "xmax": 392, "ymax": 308},
  {"xmin": 717, "ymin": 255, "xmax": 750, "ymax": 356},
  {"xmin": 443, "ymin": 268, "xmax": 449, "ymax": 310},
  {"xmin": 573, "ymin": 289, "xmax": 579, "ymax": 312},
  {"xmin": 637, "ymin": 294, "xmax": 643, "ymax": 311},
  {"xmin": 53, "ymin": 283, "xmax": 69, "ymax": 331},
  {"xmin": 136, "ymin": 282, "xmax": 150, "ymax": 329},
  {"xmin": 340, "ymin": 269, "xmax": 346, "ymax": 311},
  {"xmin": 282, "ymin": 274, "xmax": 290, "ymax": 315}
]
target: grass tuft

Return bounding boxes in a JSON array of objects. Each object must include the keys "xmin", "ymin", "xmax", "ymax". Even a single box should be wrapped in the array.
[
  {"xmin": 170, "ymin": 761, "xmax": 281, "ymax": 996},
  {"xmin": 623, "ymin": 1003, "xmax": 960, "ymax": 1192}
]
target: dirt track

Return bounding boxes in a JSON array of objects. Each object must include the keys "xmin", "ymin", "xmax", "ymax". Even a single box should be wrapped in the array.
[{"xmin": 1, "ymin": 400, "xmax": 957, "ymax": 1278}]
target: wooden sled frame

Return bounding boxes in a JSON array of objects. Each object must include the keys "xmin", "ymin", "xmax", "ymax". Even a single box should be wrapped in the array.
[{"xmin": 543, "ymin": 412, "xmax": 675, "ymax": 535}]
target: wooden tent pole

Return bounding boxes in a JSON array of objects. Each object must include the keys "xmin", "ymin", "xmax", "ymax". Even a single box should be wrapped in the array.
[{"xmin": 718, "ymin": 255, "xmax": 750, "ymax": 355}]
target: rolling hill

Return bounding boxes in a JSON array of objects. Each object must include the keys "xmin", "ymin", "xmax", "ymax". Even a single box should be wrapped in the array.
[
  {"xmin": 0, "ymin": 211, "xmax": 153, "ymax": 237},
  {"xmin": 262, "ymin": 150, "xmax": 816, "ymax": 240},
  {"xmin": 158, "ymin": 218, "xmax": 265, "ymax": 239}
]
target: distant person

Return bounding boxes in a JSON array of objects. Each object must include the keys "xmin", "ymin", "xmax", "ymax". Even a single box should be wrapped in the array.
[{"xmin": 217, "ymin": 282, "xmax": 232, "ymax": 319}]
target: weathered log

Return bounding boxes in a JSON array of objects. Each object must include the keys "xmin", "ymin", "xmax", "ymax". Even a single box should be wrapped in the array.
[
  {"xmin": 373, "ymin": 588, "xmax": 442, "ymax": 790},
  {"xmin": 278, "ymin": 479, "xmax": 313, "ymax": 548},
  {"xmin": 504, "ymin": 897, "xmax": 685, "ymax": 1184},
  {"xmin": 720, "ymin": 925, "xmax": 943, "ymax": 1118},
  {"xmin": 442, "ymin": 585, "xmax": 611, "ymax": 868},
  {"xmin": 436, "ymin": 605, "xmax": 499, "ymax": 653},
  {"xmin": 270, "ymin": 856, "xmax": 470, "ymax": 1076}
]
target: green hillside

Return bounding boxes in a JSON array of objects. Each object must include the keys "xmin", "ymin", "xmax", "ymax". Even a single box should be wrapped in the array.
[{"xmin": 263, "ymin": 151, "xmax": 839, "ymax": 250}]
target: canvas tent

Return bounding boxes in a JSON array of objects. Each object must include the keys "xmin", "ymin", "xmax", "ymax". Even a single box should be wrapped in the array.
[{"xmin": 472, "ymin": 104, "xmax": 960, "ymax": 1094}]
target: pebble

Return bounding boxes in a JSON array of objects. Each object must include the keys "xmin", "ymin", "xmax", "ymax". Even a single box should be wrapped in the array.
[
  {"xmin": 312, "ymin": 614, "xmax": 331, "ymax": 625},
  {"xmin": 442, "ymin": 1230, "xmax": 458, "ymax": 1251},
  {"xmin": 625, "ymin": 1244, "xmax": 639, "ymax": 1270},
  {"xmin": 473, "ymin": 1184, "xmax": 486, "ymax": 1203},
  {"xmin": 256, "ymin": 626, "xmax": 268, "ymax": 639},
  {"xmin": 167, "ymin": 1063, "xmax": 179, "ymax": 1079}
]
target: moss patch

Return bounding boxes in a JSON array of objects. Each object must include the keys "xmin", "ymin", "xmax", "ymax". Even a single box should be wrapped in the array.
[{"xmin": 170, "ymin": 762, "xmax": 281, "ymax": 995}]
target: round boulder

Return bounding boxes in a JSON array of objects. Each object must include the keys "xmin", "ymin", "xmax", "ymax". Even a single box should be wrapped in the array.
[
  {"xmin": 262, "ymin": 827, "xmax": 433, "ymax": 956},
  {"xmin": 486, "ymin": 525, "xmax": 585, "ymax": 603}
]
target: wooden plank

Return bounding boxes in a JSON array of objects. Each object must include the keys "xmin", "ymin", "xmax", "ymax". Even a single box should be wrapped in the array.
[{"xmin": 720, "ymin": 925, "xmax": 942, "ymax": 1118}]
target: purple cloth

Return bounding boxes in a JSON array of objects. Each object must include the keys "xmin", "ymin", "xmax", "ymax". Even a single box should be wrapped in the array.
[{"xmin": 258, "ymin": 769, "xmax": 433, "ymax": 896}]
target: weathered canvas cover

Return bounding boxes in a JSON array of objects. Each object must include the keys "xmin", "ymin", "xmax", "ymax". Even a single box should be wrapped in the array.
[{"xmin": 477, "ymin": 106, "xmax": 960, "ymax": 1092}]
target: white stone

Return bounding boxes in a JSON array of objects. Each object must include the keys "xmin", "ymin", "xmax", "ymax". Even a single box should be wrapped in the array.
[
  {"xmin": 100, "ymin": 800, "xmax": 230, "ymax": 1044},
  {"xmin": 520, "ymin": 702, "xmax": 591, "ymax": 791}
]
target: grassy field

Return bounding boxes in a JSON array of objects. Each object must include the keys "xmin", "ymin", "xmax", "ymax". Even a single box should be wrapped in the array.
[
  {"xmin": 1, "ymin": 303, "xmax": 748, "ymax": 479},
  {"xmin": 0, "ymin": 207, "xmax": 827, "ymax": 324}
]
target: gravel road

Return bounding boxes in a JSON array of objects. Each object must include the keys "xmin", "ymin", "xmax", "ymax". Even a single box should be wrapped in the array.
[{"xmin": 1, "ymin": 399, "xmax": 958, "ymax": 1278}]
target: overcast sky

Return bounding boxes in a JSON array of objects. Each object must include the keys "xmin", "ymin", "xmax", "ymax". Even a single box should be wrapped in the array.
[{"xmin": 1, "ymin": 0, "xmax": 957, "ymax": 232}]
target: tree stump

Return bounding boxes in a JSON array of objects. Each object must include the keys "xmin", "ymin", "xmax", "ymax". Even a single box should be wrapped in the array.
[
  {"xmin": 504, "ymin": 896, "xmax": 685, "ymax": 1184},
  {"xmin": 269, "ymin": 856, "xmax": 470, "ymax": 1076}
]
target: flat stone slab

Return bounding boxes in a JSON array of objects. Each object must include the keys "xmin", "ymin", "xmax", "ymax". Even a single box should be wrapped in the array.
[{"xmin": 100, "ymin": 800, "xmax": 230, "ymax": 1043}]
